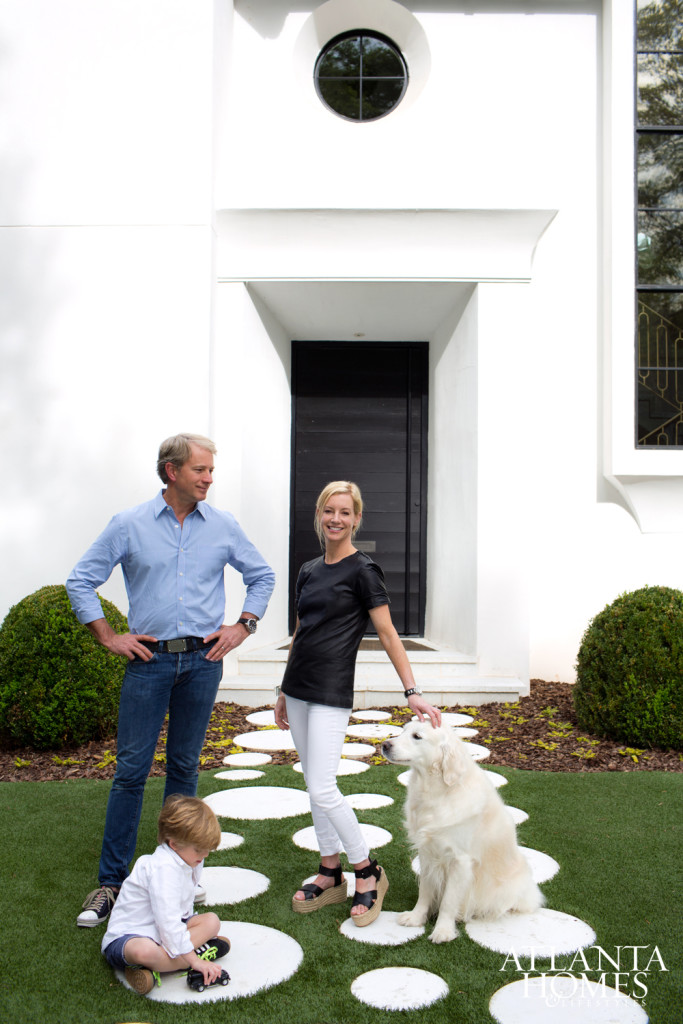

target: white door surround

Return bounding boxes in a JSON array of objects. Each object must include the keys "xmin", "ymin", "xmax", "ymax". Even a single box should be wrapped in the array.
[{"xmin": 213, "ymin": 208, "xmax": 556, "ymax": 704}]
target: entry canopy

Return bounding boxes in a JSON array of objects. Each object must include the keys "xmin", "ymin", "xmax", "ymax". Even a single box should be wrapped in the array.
[{"xmin": 216, "ymin": 208, "xmax": 557, "ymax": 284}]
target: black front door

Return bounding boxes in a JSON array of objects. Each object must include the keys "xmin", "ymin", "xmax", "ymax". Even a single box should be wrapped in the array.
[{"xmin": 290, "ymin": 341, "xmax": 428, "ymax": 635}]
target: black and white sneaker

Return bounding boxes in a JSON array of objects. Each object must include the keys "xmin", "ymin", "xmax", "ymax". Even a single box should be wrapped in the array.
[
  {"xmin": 77, "ymin": 885, "xmax": 119, "ymax": 927},
  {"xmin": 194, "ymin": 935, "xmax": 231, "ymax": 961}
]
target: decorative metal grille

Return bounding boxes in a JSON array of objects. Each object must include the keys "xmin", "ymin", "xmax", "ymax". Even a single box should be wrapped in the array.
[{"xmin": 637, "ymin": 297, "xmax": 683, "ymax": 445}]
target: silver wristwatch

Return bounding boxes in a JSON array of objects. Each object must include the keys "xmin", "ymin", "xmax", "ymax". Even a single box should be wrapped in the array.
[
  {"xmin": 403, "ymin": 687, "xmax": 422, "ymax": 698},
  {"xmin": 238, "ymin": 617, "xmax": 258, "ymax": 634}
]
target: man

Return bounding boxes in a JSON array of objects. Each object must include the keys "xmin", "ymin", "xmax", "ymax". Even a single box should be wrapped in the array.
[{"xmin": 67, "ymin": 433, "xmax": 275, "ymax": 927}]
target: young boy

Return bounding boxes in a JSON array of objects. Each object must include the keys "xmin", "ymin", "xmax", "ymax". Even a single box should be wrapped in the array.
[{"xmin": 101, "ymin": 795, "xmax": 230, "ymax": 995}]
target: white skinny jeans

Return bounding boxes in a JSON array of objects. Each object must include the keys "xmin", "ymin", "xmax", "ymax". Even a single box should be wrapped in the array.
[{"xmin": 285, "ymin": 695, "xmax": 370, "ymax": 865}]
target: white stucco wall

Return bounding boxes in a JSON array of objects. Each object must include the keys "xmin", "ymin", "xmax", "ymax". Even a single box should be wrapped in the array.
[
  {"xmin": 2, "ymin": 0, "xmax": 681, "ymax": 688},
  {"xmin": 211, "ymin": 282, "xmax": 291, "ymax": 664},
  {"xmin": 0, "ymin": 0, "xmax": 219, "ymax": 617},
  {"xmin": 427, "ymin": 286, "xmax": 477, "ymax": 655}
]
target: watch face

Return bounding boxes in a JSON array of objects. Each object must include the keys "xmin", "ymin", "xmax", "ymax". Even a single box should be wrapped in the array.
[{"xmin": 242, "ymin": 618, "xmax": 257, "ymax": 633}]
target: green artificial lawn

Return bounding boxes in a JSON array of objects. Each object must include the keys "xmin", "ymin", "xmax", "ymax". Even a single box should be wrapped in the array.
[{"xmin": 1, "ymin": 766, "xmax": 681, "ymax": 1024}]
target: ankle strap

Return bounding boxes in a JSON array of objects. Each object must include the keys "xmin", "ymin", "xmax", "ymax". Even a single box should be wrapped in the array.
[
  {"xmin": 318, "ymin": 863, "xmax": 343, "ymax": 879},
  {"xmin": 354, "ymin": 858, "xmax": 380, "ymax": 880}
]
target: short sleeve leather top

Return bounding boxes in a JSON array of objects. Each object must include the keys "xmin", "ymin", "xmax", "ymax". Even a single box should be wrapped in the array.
[{"xmin": 281, "ymin": 551, "xmax": 390, "ymax": 709}]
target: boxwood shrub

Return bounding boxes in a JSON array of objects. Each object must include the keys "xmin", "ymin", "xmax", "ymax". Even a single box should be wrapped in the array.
[
  {"xmin": 0, "ymin": 584, "xmax": 127, "ymax": 750},
  {"xmin": 574, "ymin": 585, "xmax": 683, "ymax": 750}
]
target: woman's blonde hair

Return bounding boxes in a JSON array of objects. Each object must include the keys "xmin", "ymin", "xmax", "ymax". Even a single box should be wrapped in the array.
[
  {"xmin": 314, "ymin": 481, "xmax": 363, "ymax": 546},
  {"xmin": 157, "ymin": 795, "xmax": 221, "ymax": 850}
]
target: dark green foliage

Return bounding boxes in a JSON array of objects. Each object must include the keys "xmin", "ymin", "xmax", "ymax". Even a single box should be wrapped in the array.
[
  {"xmin": 0, "ymin": 584, "xmax": 127, "ymax": 749},
  {"xmin": 574, "ymin": 585, "xmax": 683, "ymax": 750}
]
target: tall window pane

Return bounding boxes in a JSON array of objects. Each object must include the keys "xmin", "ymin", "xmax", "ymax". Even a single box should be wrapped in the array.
[{"xmin": 636, "ymin": 1, "xmax": 683, "ymax": 446}]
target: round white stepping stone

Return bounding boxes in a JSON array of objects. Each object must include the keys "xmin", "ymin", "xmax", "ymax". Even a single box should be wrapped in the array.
[
  {"xmin": 463, "ymin": 741, "xmax": 491, "ymax": 761},
  {"xmin": 397, "ymin": 769, "xmax": 411, "ymax": 786},
  {"xmin": 222, "ymin": 751, "xmax": 272, "ymax": 766},
  {"xmin": 351, "ymin": 709, "xmax": 392, "ymax": 721},
  {"xmin": 453, "ymin": 726, "xmax": 479, "ymax": 738},
  {"xmin": 292, "ymin": 823, "xmax": 392, "ymax": 853},
  {"xmin": 345, "ymin": 792, "xmax": 393, "ymax": 810},
  {"xmin": 233, "ymin": 729, "xmax": 297, "ymax": 751},
  {"xmin": 412, "ymin": 712, "xmax": 473, "ymax": 726},
  {"xmin": 201, "ymin": 865, "xmax": 269, "ymax": 905},
  {"xmin": 293, "ymin": 758, "xmax": 369, "ymax": 776},
  {"xmin": 339, "ymin": 913, "xmax": 423, "ymax": 942},
  {"xmin": 485, "ymin": 770, "xmax": 508, "ymax": 788},
  {"xmin": 489, "ymin": 976, "xmax": 648, "ymax": 1024},
  {"xmin": 214, "ymin": 831, "xmax": 244, "ymax": 851},
  {"xmin": 506, "ymin": 806, "xmax": 529, "ymax": 825},
  {"xmin": 520, "ymin": 848, "xmax": 560, "ymax": 884},
  {"xmin": 466, "ymin": 908, "xmax": 596, "ymax": 957},
  {"xmin": 245, "ymin": 709, "xmax": 276, "ymax": 726},
  {"xmin": 205, "ymin": 786, "xmax": 310, "ymax": 820},
  {"xmin": 351, "ymin": 967, "xmax": 448, "ymax": 1010},
  {"xmin": 340, "ymin": 910, "xmax": 424, "ymax": 944},
  {"xmin": 116, "ymin": 920, "xmax": 302, "ymax": 1003},
  {"xmin": 346, "ymin": 723, "xmax": 403, "ymax": 740},
  {"xmin": 213, "ymin": 769, "xmax": 265, "ymax": 781},
  {"xmin": 341, "ymin": 741, "xmax": 375, "ymax": 757}
]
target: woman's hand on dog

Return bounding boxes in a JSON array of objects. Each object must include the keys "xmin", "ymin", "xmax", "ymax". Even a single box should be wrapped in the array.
[{"xmin": 407, "ymin": 693, "xmax": 441, "ymax": 729}]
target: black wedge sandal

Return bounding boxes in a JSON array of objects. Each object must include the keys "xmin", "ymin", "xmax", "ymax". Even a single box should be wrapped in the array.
[
  {"xmin": 292, "ymin": 862, "xmax": 348, "ymax": 914},
  {"xmin": 351, "ymin": 858, "xmax": 389, "ymax": 928}
]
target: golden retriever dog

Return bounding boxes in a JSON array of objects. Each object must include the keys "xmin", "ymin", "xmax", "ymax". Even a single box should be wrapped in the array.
[{"xmin": 382, "ymin": 721, "xmax": 543, "ymax": 943}]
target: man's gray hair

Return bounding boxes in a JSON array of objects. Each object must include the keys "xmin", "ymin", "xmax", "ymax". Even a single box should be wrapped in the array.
[{"xmin": 157, "ymin": 433, "xmax": 217, "ymax": 484}]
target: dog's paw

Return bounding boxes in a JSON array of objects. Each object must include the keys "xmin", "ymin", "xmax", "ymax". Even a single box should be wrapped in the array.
[
  {"xmin": 398, "ymin": 910, "xmax": 427, "ymax": 928},
  {"xmin": 429, "ymin": 924, "xmax": 458, "ymax": 943}
]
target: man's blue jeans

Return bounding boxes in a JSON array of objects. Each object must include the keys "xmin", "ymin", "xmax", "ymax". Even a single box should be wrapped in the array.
[{"xmin": 98, "ymin": 647, "xmax": 223, "ymax": 886}]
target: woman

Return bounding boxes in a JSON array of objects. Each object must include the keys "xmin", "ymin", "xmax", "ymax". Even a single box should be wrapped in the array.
[{"xmin": 274, "ymin": 481, "xmax": 441, "ymax": 926}]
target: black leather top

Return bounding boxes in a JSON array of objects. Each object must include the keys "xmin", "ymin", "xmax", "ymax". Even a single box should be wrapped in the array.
[{"xmin": 281, "ymin": 551, "xmax": 389, "ymax": 709}]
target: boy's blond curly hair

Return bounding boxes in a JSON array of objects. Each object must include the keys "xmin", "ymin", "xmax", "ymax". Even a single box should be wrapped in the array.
[{"xmin": 157, "ymin": 795, "xmax": 221, "ymax": 850}]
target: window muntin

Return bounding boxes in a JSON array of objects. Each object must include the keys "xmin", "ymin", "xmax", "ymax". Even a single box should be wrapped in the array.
[
  {"xmin": 315, "ymin": 31, "xmax": 408, "ymax": 122},
  {"xmin": 636, "ymin": 0, "xmax": 683, "ymax": 446}
]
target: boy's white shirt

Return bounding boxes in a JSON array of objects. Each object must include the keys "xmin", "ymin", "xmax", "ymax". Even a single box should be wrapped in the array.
[{"xmin": 101, "ymin": 842, "xmax": 203, "ymax": 958}]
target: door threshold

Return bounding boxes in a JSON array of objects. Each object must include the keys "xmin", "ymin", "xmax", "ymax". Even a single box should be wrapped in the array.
[
  {"xmin": 358, "ymin": 638, "xmax": 437, "ymax": 652},
  {"xmin": 276, "ymin": 638, "xmax": 437, "ymax": 653}
]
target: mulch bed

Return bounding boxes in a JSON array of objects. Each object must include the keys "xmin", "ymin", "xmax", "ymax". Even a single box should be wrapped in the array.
[{"xmin": 2, "ymin": 680, "xmax": 681, "ymax": 783}]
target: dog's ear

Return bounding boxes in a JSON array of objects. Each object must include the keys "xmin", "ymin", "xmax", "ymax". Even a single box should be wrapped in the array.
[{"xmin": 438, "ymin": 737, "xmax": 465, "ymax": 786}]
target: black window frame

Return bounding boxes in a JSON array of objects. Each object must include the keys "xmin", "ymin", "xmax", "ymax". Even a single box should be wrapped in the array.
[
  {"xmin": 635, "ymin": 0, "xmax": 683, "ymax": 448},
  {"xmin": 314, "ymin": 29, "xmax": 409, "ymax": 123}
]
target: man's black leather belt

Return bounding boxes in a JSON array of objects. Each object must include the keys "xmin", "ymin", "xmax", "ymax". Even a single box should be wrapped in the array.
[{"xmin": 140, "ymin": 636, "xmax": 209, "ymax": 654}]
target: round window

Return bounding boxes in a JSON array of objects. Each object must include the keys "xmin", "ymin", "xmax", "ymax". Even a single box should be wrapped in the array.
[{"xmin": 314, "ymin": 30, "xmax": 408, "ymax": 122}]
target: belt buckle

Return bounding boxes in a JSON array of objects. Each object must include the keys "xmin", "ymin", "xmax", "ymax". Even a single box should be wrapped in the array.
[{"xmin": 167, "ymin": 637, "xmax": 189, "ymax": 653}]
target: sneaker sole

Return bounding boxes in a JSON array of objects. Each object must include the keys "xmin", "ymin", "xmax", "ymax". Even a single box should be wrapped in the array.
[
  {"xmin": 124, "ymin": 967, "xmax": 154, "ymax": 995},
  {"xmin": 77, "ymin": 914, "xmax": 108, "ymax": 928}
]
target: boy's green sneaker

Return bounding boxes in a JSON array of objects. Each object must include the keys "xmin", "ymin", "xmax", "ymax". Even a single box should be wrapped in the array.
[
  {"xmin": 124, "ymin": 966, "xmax": 161, "ymax": 995},
  {"xmin": 194, "ymin": 935, "xmax": 231, "ymax": 961}
]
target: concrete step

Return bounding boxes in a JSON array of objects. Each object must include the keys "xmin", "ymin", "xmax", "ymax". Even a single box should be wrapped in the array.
[
  {"xmin": 217, "ymin": 673, "xmax": 527, "ymax": 708},
  {"xmin": 237, "ymin": 640, "xmax": 478, "ymax": 681}
]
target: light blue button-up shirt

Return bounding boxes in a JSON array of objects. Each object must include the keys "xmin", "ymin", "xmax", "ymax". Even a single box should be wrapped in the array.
[{"xmin": 66, "ymin": 491, "xmax": 275, "ymax": 639}]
